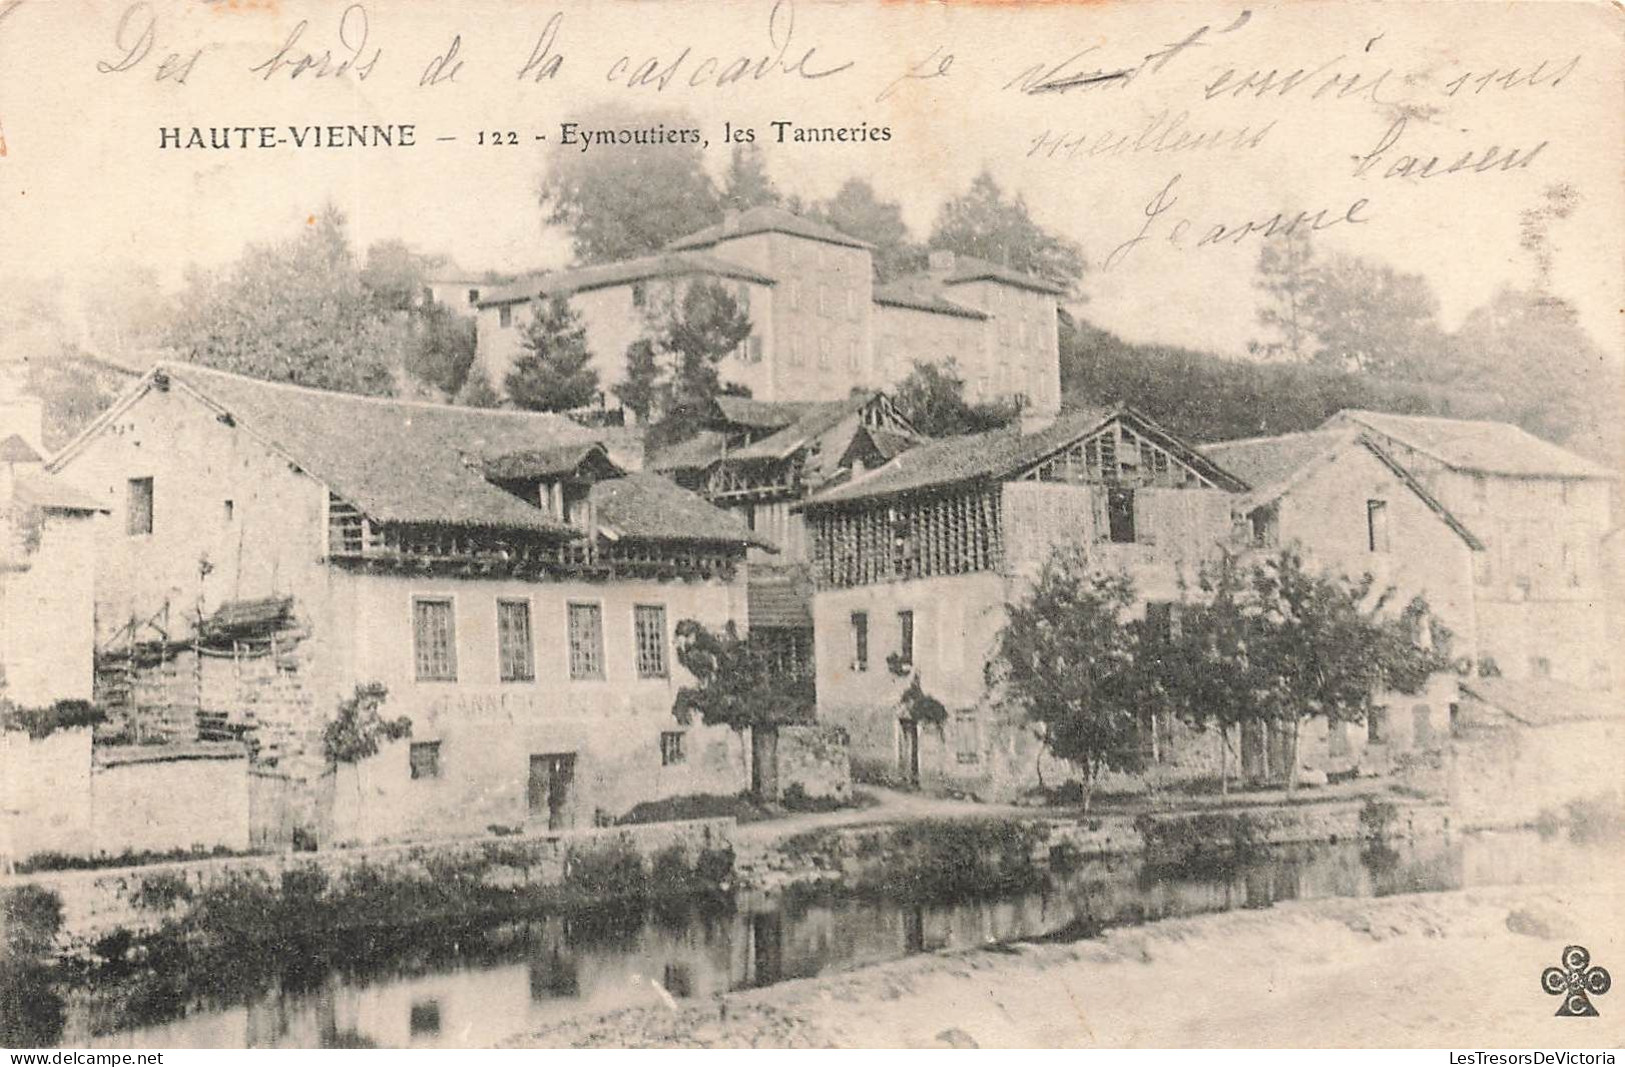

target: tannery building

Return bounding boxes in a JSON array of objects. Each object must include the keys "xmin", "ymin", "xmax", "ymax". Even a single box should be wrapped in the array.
[{"xmin": 47, "ymin": 363, "xmax": 771, "ymax": 843}]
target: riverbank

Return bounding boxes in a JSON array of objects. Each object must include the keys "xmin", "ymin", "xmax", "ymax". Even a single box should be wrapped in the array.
[{"xmin": 499, "ymin": 881, "xmax": 1625, "ymax": 1048}]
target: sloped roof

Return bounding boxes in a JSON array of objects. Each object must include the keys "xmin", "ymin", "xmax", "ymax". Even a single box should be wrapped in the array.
[
  {"xmin": 12, "ymin": 470, "xmax": 106, "ymax": 512},
  {"xmin": 934, "ymin": 253, "xmax": 1068, "ymax": 295},
  {"xmin": 648, "ymin": 430, "xmax": 730, "ymax": 474},
  {"xmin": 806, "ymin": 406, "xmax": 1244, "ymax": 507},
  {"xmin": 1461, "ymin": 675, "xmax": 1625, "ymax": 727},
  {"xmin": 1204, "ymin": 430, "xmax": 1485, "ymax": 551},
  {"xmin": 137, "ymin": 363, "xmax": 588, "ymax": 533},
  {"xmin": 726, "ymin": 394, "xmax": 877, "ymax": 464},
  {"xmin": 1201, "ymin": 430, "xmax": 1344, "ymax": 490},
  {"xmin": 476, "ymin": 252, "xmax": 775, "ymax": 307},
  {"xmin": 712, "ymin": 395, "xmax": 836, "ymax": 432},
  {"xmin": 668, "ymin": 205, "xmax": 871, "ymax": 252},
  {"xmin": 1326, "ymin": 410, "xmax": 1616, "ymax": 480},
  {"xmin": 482, "ymin": 442, "xmax": 621, "ymax": 482},
  {"xmin": 872, "ymin": 278, "xmax": 989, "ymax": 319},
  {"xmin": 591, "ymin": 472, "xmax": 774, "ymax": 550},
  {"xmin": 0, "ymin": 434, "xmax": 42, "ymax": 463}
]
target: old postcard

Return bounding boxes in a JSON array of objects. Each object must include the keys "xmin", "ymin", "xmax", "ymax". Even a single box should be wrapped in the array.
[{"xmin": 0, "ymin": 0, "xmax": 1620, "ymax": 1052}]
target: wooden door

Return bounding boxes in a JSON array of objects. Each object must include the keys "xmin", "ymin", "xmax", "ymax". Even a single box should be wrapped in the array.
[{"xmin": 528, "ymin": 753, "xmax": 576, "ymax": 830}]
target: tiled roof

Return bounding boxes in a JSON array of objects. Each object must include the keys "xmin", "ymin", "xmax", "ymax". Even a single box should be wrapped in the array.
[
  {"xmin": 0, "ymin": 434, "xmax": 42, "ymax": 463},
  {"xmin": 476, "ymin": 252, "xmax": 775, "ymax": 307},
  {"xmin": 936, "ymin": 254, "xmax": 1068, "ymax": 295},
  {"xmin": 725, "ymin": 394, "xmax": 877, "ymax": 464},
  {"xmin": 712, "ymin": 395, "xmax": 835, "ymax": 431},
  {"xmin": 12, "ymin": 470, "xmax": 106, "ymax": 512},
  {"xmin": 805, "ymin": 406, "xmax": 1243, "ymax": 506},
  {"xmin": 668, "ymin": 206, "xmax": 871, "ymax": 252},
  {"xmin": 482, "ymin": 442, "xmax": 620, "ymax": 481},
  {"xmin": 1461, "ymin": 675, "xmax": 1625, "ymax": 727},
  {"xmin": 591, "ymin": 472, "xmax": 774, "ymax": 550},
  {"xmin": 1201, "ymin": 431, "xmax": 1347, "ymax": 490},
  {"xmin": 648, "ymin": 430, "xmax": 730, "ymax": 473},
  {"xmin": 872, "ymin": 278, "xmax": 989, "ymax": 319},
  {"xmin": 1326, "ymin": 410, "xmax": 1617, "ymax": 480}
]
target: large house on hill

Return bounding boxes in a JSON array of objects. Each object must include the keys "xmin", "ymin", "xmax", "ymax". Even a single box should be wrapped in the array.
[
  {"xmin": 465, "ymin": 206, "xmax": 1064, "ymax": 419},
  {"xmin": 47, "ymin": 363, "xmax": 770, "ymax": 843}
]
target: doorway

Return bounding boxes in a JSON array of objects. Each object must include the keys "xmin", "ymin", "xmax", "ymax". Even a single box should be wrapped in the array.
[
  {"xmin": 528, "ymin": 753, "xmax": 576, "ymax": 830},
  {"xmin": 898, "ymin": 719, "xmax": 920, "ymax": 786}
]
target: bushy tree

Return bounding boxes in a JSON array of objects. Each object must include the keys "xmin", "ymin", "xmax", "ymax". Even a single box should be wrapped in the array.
[
  {"xmin": 505, "ymin": 295, "xmax": 600, "ymax": 412},
  {"xmin": 539, "ymin": 103, "xmax": 720, "ymax": 264},
  {"xmin": 454, "ymin": 367, "xmax": 502, "ymax": 409},
  {"xmin": 1300, "ymin": 254, "xmax": 1445, "ymax": 378},
  {"xmin": 358, "ymin": 238, "xmax": 444, "ymax": 312},
  {"xmin": 809, "ymin": 178, "xmax": 924, "ymax": 281},
  {"xmin": 321, "ymin": 683, "xmax": 411, "ymax": 765},
  {"xmin": 891, "ymin": 360, "xmax": 1015, "ymax": 437},
  {"xmin": 929, "ymin": 169, "xmax": 1084, "ymax": 291},
  {"xmin": 720, "ymin": 143, "xmax": 780, "ymax": 213},
  {"xmin": 990, "ymin": 549, "xmax": 1150, "ymax": 812},
  {"xmin": 614, "ymin": 337, "xmax": 662, "ymax": 425},
  {"xmin": 642, "ymin": 281, "xmax": 753, "ymax": 446},
  {"xmin": 166, "ymin": 205, "xmax": 401, "ymax": 396},
  {"xmin": 1248, "ymin": 226, "xmax": 1316, "ymax": 362},
  {"xmin": 406, "ymin": 302, "xmax": 477, "ymax": 397}
]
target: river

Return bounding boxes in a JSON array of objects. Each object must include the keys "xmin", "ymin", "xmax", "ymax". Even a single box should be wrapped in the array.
[{"xmin": 51, "ymin": 827, "xmax": 1613, "ymax": 1048}]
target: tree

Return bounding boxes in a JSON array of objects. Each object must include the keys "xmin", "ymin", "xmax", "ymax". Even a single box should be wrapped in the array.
[
  {"xmin": 406, "ymin": 303, "xmax": 477, "ymax": 397},
  {"xmin": 166, "ymin": 204, "xmax": 401, "ymax": 396},
  {"xmin": 809, "ymin": 178, "xmax": 923, "ymax": 281},
  {"xmin": 671, "ymin": 620, "xmax": 814, "ymax": 796},
  {"xmin": 359, "ymin": 238, "xmax": 444, "ymax": 312},
  {"xmin": 644, "ymin": 281, "xmax": 753, "ymax": 446},
  {"xmin": 505, "ymin": 295, "xmax": 600, "ymax": 412},
  {"xmin": 891, "ymin": 360, "xmax": 1015, "ymax": 437},
  {"xmin": 720, "ymin": 143, "xmax": 781, "ymax": 213},
  {"xmin": 928, "ymin": 169, "xmax": 1085, "ymax": 291},
  {"xmin": 614, "ymin": 337, "xmax": 662, "ymax": 425},
  {"xmin": 454, "ymin": 367, "xmax": 502, "ymax": 409},
  {"xmin": 321, "ymin": 683, "xmax": 411, "ymax": 765},
  {"xmin": 539, "ymin": 104, "xmax": 720, "ymax": 264},
  {"xmin": 1300, "ymin": 254, "xmax": 1445, "ymax": 379},
  {"xmin": 1162, "ymin": 548, "xmax": 1451, "ymax": 794},
  {"xmin": 991, "ymin": 548, "xmax": 1151, "ymax": 812},
  {"xmin": 1248, "ymin": 226, "xmax": 1316, "ymax": 361}
]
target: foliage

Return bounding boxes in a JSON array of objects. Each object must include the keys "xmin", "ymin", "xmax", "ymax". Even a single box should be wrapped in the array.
[
  {"xmin": 166, "ymin": 204, "xmax": 403, "ymax": 396},
  {"xmin": 357, "ymin": 238, "xmax": 445, "ymax": 313},
  {"xmin": 0, "ymin": 885, "xmax": 65, "ymax": 1047},
  {"xmin": 928, "ymin": 169, "xmax": 1084, "ymax": 291},
  {"xmin": 504, "ymin": 295, "xmax": 600, "ymax": 412},
  {"xmin": 614, "ymin": 337, "xmax": 662, "ymax": 424},
  {"xmin": 990, "ymin": 549, "xmax": 1148, "ymax": 811},
  {"xmin": 131, "ymin": 872, "xmax": 195, "ymax": 912},
  {"xmin": 808, "ymin": 178, "xmax": 924, "ymax": 281},
  {"xmin": 539, "ymin": 103, "xmax": 720, "ymax": 264},
  {"xmin": 27, "ymin": 351, "xmax": 128, "ymax": 452},
  {"xmin": 720, "ymin": 143, "xmax": 780, "ymax": 212},
  {"xmin": 890, "ymin": 359, "xmax": 1015, "ymax": 437},
  {"xmin": 454, "ymin": 367, "xmax": 503, "ymax": 408},
  {"xmin": 642, "ymin": 282, "xmax": 754, "ymax": 447},
  {"xmin": 671, "ymin": 619, "xmax": 814, "ymax": 731},
  {"xmin": 321, "ymin": 683, "xmax": 411, "ymax": 765},
  {"xmin": 0, "ymin": 699, "xmax": 104, "ymax": 740},
  {"xmin": 618, "ymin": 792, "xmax": 776, "ymax": 825},
  {"xmin": 1299, "ymin": 253, "xmax": 1445, "ymax": 378},
  {"xmin": 1, "ymin": 885, "xmax": 63, "ymax": 957},
  {"xmin": 14, "ymin": 844, "xmax": 245, "ymax": 874},
  {"xmin": 1248, "ymin": 225, "xmax": 1316, "ymax": 361},
  {"xmin": 848, "ymin": 818, "xmax": 1048, "ymax": 902},
  {"xmin": 406, "ymin": 302, "xmax": 478, "ymax": 397},
  {"xmin": 897, "ymin": 675, "xmax": 947, "ymax": 726}
]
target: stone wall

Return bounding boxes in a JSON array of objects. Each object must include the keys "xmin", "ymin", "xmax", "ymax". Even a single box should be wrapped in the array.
[
  {"xmin": 1, "ymin": 726, "xmax": 92, "ymax": 860},
  {"xmin": 1428, "ymin": 718, "xmax": 1623, "ymax": 829},
  {"xmin": 6, "ymin": 817, "xmax": 735, "ymax": 949},
  {"xmin": 775, "ymin": 724, "xmax": 850, "ymax": 800}
]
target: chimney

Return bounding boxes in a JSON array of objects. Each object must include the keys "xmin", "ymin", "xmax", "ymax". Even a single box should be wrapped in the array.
[
  {"xmin": 927, "ymin": 250, "xmax": 956, "ymax": 275},
  {"xmin": 722, "ymin": 210, "xmax": 741, "ymax": 235}
]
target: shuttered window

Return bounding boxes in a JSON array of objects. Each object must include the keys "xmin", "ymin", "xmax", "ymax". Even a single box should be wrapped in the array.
[
  {"xmin": 568, "ymin": 603, "xmax": 604, "ymax": 680},
  {"xmin": 497, "ymin": 600, "xmax": 534, "ymax": 682},
  {"xmin": 413, "ymin": 599, "xmax": 457, "ymax": 681}
]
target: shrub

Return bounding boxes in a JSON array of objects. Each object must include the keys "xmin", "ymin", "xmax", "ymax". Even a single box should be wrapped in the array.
[
  {"xmin": 1, "ymin": 885, "xmax": 63, "ymax": 957},
  {"xmin": 853, "ymin": 819, "xmax": 1047, "ymax": 901},
  {"xmin": 0, "ymin": 699, "xmax": 105, "ymax": 740},
  {"xmin": 561, "ymin": 843, "xmax": 647, "ymax": 909},
  {"xmin": 132, "ymin": 872, "xmax": 194, "ymax": 912},
  {"xmin": 322, "ymin": 683, "xmax": 410, "ymax": 764}
]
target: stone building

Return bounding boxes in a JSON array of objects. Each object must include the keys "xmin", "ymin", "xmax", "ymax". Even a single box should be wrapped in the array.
[
  {"xmin": 472, "ymin": 206, "xmax": 1064, "ymax": 418},
  {"xmin": 47, "ymin": 363, "xmax": 771, "ymax": 843},
  {"xmin": 1316, "ymin": 411, "xmax": 1615, "ymax": 688},
  {"xmin": 799, "ymin": 406, "xmax": 1246, "ymax": 798}
]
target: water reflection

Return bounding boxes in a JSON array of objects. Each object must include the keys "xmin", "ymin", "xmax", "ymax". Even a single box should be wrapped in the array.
[{"xmin": 50, "ymin": 829, "xmax": 1614, "ymax": 1049}]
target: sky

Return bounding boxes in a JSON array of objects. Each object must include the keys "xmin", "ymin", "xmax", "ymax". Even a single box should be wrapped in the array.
[{"xmin": 1, "ymin": 0, "xmax": 1620, "ymax": 363}]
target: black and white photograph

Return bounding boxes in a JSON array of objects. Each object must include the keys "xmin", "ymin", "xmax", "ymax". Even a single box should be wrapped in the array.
[{"xmin": 0, "ymin": 0, "xmax": 1620, "ymax": 1052}]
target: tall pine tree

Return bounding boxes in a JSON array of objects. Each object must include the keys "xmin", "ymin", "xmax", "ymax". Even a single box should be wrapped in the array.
[{"xmin": 505, "ymin": 295, "xmax": 600, "ymax": 412}]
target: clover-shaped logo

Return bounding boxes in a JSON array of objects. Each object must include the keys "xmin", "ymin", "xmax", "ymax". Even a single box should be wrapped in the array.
[{"xmin": 1542, "ymin": 945, "xmax": 1611, "ymax": 1017}]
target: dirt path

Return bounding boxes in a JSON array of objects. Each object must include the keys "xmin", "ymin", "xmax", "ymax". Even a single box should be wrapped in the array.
[{"xmin": 499, "ymin": 881, "xmax": 1625, "ymax": 1048}]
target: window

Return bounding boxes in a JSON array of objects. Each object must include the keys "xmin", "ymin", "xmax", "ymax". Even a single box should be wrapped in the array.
[
  {"xmin": 499, "ymin": 305, "xmax": 513, "ymax": 328},
  {"xmin": 1107, "ymin": 487, "xmax": 1136, "ymax": 544},
  {"xmin": 787, "ymin": 335, "xmax": 802, "ymax": 366},
  {"xmin": 818, "ymin": 337, "xmax": 831, "ymax": 367},
  {"xmin": 788, "ymin": 281, "xmax": 801, "ymax": 309},
  {"xmin": 222, "ymin": 499, "xmax": 234, "ymax": 522},
  {"xmin": 567, "ymin": 603, "xmax": 604, "ymax": 679},
  {"xmin": 126, "ymin": 477, "xmax": 153, "ymax": 536},
  {"xmin": 1366, "ymin": 499, "xmax": 1389, "ymax": 553},
  {"xmin": 413, "ymin": 599, "xmax": 457, "ymax": 681},
  {"xmin": 955, "ymin": 712, "xmax": 981, "ymax": 765},
  {"xmin": 497, "ymin": 600, "xmax": 535, "ymax": 682},
  {"xmin": 748, "ymin": 335, "xmax": 763, "ymax": 363},
  {"xmin": 897, "ymin": 610, "xmax": 914, "ymax": 669},
  {"xmin": 817, "ymin": 285, "xmax": 828, "ymax": 315},
  {"xmin": 409, "ymin": 740, "xmax": 441, "ymax": 780},
  {"xmin": 466, "ymin": 288, "xmax": 480, "ymax": 305},
  {"xmin": 845, "ymin": 289, "xmax": 856, "ymax": 320},
  {"xmin": 851, "ymin": 611, "xmax": 869, "ymax": 672},
  {"xmin": 847, "ymin": 339, "xmax": 859, "ymax": 370},
  {"xmin": 735, "ymin": 282, "xmax": 751, "ymax": 313},
  {"xmin": 409, "ymin": 1000, "xmax": 441, "ymax": 1037},
  {"xmin": 1248, "ymin": 503, "xmax": 1278, "ymax": 548},
  {"xmin": 634, "ymin": 604, "xmax": 669, "ymax": 679},
  {"xmin": 1367, "ymin": 705, "xmax": 1388, "ymax": 744},
  {"xmin": 660, "ymin": 731, "xmax": 686, "ymax": 766}
]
